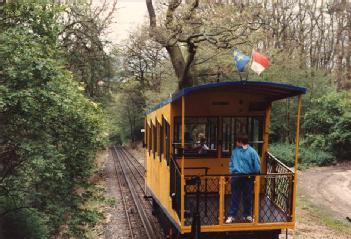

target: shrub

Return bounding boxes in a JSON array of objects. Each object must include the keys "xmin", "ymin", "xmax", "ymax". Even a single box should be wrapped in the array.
[
  {"xmin": 303, "ymin": 91, "xmax": 351, "ymax": 159},
  {"xmin": 0, "ymin": 1, "xmax": 106, "ymax": 237},
  {"xmin": 270, "ymin": 142, "xmax": 335, "ymax": 169},
  {"xmin": 1, "ymin": 208, "xmax": 49, "ymax": 239}
]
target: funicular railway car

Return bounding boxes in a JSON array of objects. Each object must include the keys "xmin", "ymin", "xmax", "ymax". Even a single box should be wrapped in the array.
[{"xmin": 144, "ymin": 81, "xmax": 306, "ymax": 239}]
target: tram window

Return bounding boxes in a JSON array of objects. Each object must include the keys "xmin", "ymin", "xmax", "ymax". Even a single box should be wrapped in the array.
[
  {"xmin": 165, "ymin": 120, "xmax": 171, "ymax": 165},
  {"xmin": 160, "ymin": 117, "xmax": 165, "ymax": 160},
  {"xmin": 173, "ymin": 117, "xmax": 218, "ymax": 157},
  {"xmin": 145, "ymin": 125, "xmax": 148, "ymax": 148},
  {"xmin": 152, "ymin": 123, "xmax": 157, "ymax": 158},
  {"xmin": 148, "ymin": 124, "xmax": 152, "ymax": 152},
  {"xmin": 158, "ymin": 121, "xmax": 164, "ymax": 160},
  {"xmin": 222, "ymin": 117, "xmax": 263, "ymax": 156}
]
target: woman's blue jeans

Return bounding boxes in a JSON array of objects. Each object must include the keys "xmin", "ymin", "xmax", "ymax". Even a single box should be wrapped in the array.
[{"xmin": 228, "ymin": 176, "xmax": 254, "ymax": 218}]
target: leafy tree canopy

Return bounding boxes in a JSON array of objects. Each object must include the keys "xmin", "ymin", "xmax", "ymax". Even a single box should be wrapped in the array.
[{"xmin": 0, "ymin": 1, "xmax": 106, "ymax": 237}]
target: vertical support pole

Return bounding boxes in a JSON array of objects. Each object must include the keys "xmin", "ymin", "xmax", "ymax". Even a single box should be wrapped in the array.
[
  {"xmin": 292, "ymin": 95, "xmax": 302, "ymax": 223},
  {"xmin": 218, "ymin": 117, "xmax": 222, "ymax": 159},
  {"xmin": 260, "ymin": 103, "xmax": 271, "ymax": 193},
  {"xmin": 261, "ymin": 103, "xmax": 272, "ymax": 173},
  {"xmin": 181, "ymin": 96, "xmax": 185, "ymax": 173},
  {"xmin": 144, "ymin": 119, "xmax": 148, "ymax": 195},
  {"xmin": 181, "ymin": 96, "xmax": 185, "ymax": 227},
  {"xmin": 253, "ymin": 176, "xmax": 261, "ymax": 224},
  {"xmin": 218, "ymin": 176, "xmax": 225, "ymax": 225}
]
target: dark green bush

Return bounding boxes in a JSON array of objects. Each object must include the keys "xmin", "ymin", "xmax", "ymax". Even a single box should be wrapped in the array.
[
  {"xmin": 0, "ymin": 1, "xmax": 106, "ymax": 237},
  {"xmin": 1, "ymin": 208, "xmax": 48, "ymax": 239},
  {"xmin": 303, "ymin": 91, "xmax": 351, "ymax": 159},
  {"xmin": 270, "ymin": 142, "xmax": 335, "ymax": 169}
]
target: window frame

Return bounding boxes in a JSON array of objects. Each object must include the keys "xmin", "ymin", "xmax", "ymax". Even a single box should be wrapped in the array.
[
  {"xmin": 221, "ymin": 116, "xmax": 264, "ymax": 157},
  {"xmin": 173, "ymin": 116, "xmax": 219, "ymax": 158},
  {"xmin": 152, "ymin": 122, "xmax": 157, "ymax": 159},
  {"xmin": 148, "ymin": 123, "xmax": 152, "ymax": 153},
  {"xmin": 164, "ymin": 117, "xmax": 171, "ymax": 165}
]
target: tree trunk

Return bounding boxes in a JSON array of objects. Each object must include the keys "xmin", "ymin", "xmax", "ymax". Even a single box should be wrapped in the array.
[
  {"xmin": 165, "ymin": 44, "xmax": 194, "ymax": 89},
  {"xmin": 334, "ymin": 0, "xmax": 346, "ymax": 91},
  {"xmin": 346, "ymin": 7, "xmax": 351, "ymax": 90}
]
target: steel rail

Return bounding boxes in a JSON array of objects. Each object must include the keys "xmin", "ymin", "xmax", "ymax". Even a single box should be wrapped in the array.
[
  {"xmin": 118, "ymin": 148, "xmax": 145, "ymax": 193},
  {"xmin": 117, "ymin": 147, "xmax": 164, "ymax": 238},
  {"xmin": 122, "ymin": 147, "xmax": 142, "ymax": 164},
  {"xmin": 119, "ymin": 147, "xmax": 144, "ymax": 180},
  {"xmin": 113, "ymin": 146, "xmax": 154, "ymax": 239},
  {"xmin": 110, "ymin": 149, "xmax": 135, "ymax": 239}
]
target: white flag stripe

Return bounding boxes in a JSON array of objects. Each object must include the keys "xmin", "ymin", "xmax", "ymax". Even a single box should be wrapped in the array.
[{"xmin": 250, "ymin": 61, "xmax": 265, "ymax": 75}]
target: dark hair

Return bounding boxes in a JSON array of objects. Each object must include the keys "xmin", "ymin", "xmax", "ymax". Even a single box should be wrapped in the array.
[{"xmin": 236, "ymin": 135, "xmax": 249, "ymax": 145}]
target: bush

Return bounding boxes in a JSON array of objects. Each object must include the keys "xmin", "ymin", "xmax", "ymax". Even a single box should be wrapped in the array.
[
  {"xmin": 303, "ymin": 91, "xmax": 351, "ymax": 159},
  {"xmin": 1, "ymin": 208, "xmax": 49, "ymax": 239},
  {"xmin": 0, "ymin": 1, "xmax": 106, "ymax": 237},
  {"xmin": 270, "ymin": 142, "xmax": 335, "ymax": 169}
]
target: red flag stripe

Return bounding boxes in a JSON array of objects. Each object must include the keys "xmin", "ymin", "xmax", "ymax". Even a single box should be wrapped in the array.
[{"xmin": 252, "ymin": 51, "xmax": 269, "ymax": 69}]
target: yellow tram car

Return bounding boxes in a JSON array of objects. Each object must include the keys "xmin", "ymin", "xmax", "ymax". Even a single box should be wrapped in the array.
[{"xmin": 144, "ymin": 81, "xmax": 306, "ymax": 239}]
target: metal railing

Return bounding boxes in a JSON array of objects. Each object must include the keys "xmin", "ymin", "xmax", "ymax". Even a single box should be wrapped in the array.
[
  {"xmin": 170, "ymin": 155, "xmax": 182, "ymax": 219},
  {"xmin": 170, "ymin": 152, "xmax": 295, "ymax": 227}
]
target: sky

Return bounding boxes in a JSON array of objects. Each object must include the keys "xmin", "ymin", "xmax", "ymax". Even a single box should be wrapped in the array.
[{"xmin": 106, "ymin": 0, "xmax": 148, "ymax": 44}]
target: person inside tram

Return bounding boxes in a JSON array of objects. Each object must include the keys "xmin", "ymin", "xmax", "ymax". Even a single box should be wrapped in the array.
[
  {"xmin": 226, "ymin": 135, "xmax": 260, "ymax": 223},
  {"xmin": 194, "ymin": 133, "xmax": 209, "ymax": 154},
  {"xmin": 183, "ymin": 132, "xmax": 194, "ymax": 152}
]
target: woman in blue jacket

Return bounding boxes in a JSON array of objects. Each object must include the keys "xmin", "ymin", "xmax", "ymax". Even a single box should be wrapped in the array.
[{"xmin": 226, "ymin": 135, "xmax": 260, "ymax": 223}]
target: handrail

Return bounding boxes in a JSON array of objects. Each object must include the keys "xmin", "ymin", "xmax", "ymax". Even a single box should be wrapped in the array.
[
  {"xmin": 184, "ymin": 167, "xmax": 210, "ymax": 171},
  {"xmin": 170, "ymin": 155, "xmax": 181, "ymax": 174},
  {"xmin": 266, "ymin": 152, "xmax": 294, "ymax": 173}
]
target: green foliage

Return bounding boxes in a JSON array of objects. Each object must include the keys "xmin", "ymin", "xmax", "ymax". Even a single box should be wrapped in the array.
[
  {"xmin": 303, "ymin": 92, "xmax": 351, "ymax": 159},
  {"xmin": 1, "ymin": 206, "xmax": 49, "ymax": 239},
  {"xmin": 111, "ymin": 81, "xmax": 146, "ymax": 143},
  {"xmin": 0, "ymin": 1, "xmax": 106, "ymax": 237},
  {"xmin": 270, "ymin": 143, "xmax": 334, "ymax": 169}
]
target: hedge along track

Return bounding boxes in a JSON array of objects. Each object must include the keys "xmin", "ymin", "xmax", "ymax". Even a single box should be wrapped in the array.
[{"xmin": 112, "ymin": 146, "xmax": 163, "ymax": 239}]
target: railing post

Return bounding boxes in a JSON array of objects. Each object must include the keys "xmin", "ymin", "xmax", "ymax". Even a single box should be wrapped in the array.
[
  {"xmin": 181, "ymin": 174, "xmax": 185, "ymax": 227},
  {"xmin": 218, "ymin": 176, "xmax": 225, "ymax": 225},
  {"xmin": 254, "ymin": 176, "xmax": 260, "ymax": 224},
  {"xmin": 292, "ymin": 95, "xmax": 302, "ymax": 223}
]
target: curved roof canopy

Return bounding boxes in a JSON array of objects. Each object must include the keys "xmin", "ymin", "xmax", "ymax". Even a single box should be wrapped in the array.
[{"xmin": 146, "ymin": 81, "xmax": 307, "ymax": 114}]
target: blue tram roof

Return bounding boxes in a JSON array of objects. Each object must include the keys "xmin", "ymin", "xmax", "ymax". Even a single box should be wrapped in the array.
[{"xmin": 146, "ymin": 81, "xmax": 307, "ymax": 115}]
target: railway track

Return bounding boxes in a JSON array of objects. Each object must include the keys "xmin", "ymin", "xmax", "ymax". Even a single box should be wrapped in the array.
[{"xmin": 111, "ymin": 146, "xmax": 163, "ymax": 239}]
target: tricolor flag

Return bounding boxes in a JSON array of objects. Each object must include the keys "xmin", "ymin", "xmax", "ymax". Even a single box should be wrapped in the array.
[
  {"xmin": 232, "ymin": 48, "xmax": 250, "ymax": 72},
  {"xmin": 250, "ymin": 50, "xmax": 269, "ymax": 75}
]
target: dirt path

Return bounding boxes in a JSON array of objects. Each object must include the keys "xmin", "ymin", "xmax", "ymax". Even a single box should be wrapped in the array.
[
  {"xmin": 292, "ymin": 161, "xmax": 351, "ymax": 239},
  {"xmin": 298, "ymin": 162, "xmax": 351, "ymax": 220}
]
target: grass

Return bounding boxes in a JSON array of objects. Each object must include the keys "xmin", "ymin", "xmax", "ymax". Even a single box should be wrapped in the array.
[{"xmin": 297, "ymin": 196, "xmax": 351, "ymax": 235}]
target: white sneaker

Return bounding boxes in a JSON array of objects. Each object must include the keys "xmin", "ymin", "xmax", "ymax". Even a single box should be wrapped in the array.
[
  {"xmin": 225, "ymin": 216, "xmax": 235, "ymax": 223},
  {"xmin": 244, "ymin": 216, "xmax": 253, "ymax": 222}
]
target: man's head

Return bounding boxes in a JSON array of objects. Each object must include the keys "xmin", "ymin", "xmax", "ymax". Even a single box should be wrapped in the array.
[{"xmin": 236, "ymin": 135, "xmax": 249, "ymax": 147}]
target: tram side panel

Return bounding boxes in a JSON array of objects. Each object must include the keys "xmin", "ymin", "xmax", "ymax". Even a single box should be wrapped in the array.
[{"xmin": 145, "ymin": 104, "xmax": 181, "ymax": 227}]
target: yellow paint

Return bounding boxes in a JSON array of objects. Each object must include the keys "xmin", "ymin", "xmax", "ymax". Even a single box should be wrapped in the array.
[
  {"xmin": 292, "ymin": 95, "xmax": 302, "ymax": 223},
  {"xmin": 261, "ymin": 103, "xmax": 272, "ymax": 173},
  {"xmin": 145, "ymin": 103, "xmax": 181, "ymax": 225},
  {"xmin": 182, "ymin": 222, "xmax": 295, "ymax": 233},
  {"xmin": 218, "ymin": 176, "xmax": 225, "ymax": 225},
  {"xmin": 253, "ymin": 176, "xmax": 260, "ymax": 224},
  {"xmin": 181, "ymin": 96, "xmax": 185, "ymax": 226}
]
